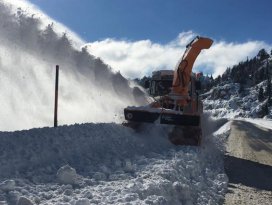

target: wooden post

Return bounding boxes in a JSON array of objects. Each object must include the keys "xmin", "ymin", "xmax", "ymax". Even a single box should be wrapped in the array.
[{"xmin": 54, "ymin": 65, "xmax": 59, "ymax": 127}]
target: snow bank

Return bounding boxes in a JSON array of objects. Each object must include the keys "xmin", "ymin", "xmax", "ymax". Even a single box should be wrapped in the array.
[
  {"xmin": 0, "ymin": 118, "xmax": 228, "ymax": 204},
  {"xmin": 241, "ymin": 118, "xmax": 272, "ymax": 130}
]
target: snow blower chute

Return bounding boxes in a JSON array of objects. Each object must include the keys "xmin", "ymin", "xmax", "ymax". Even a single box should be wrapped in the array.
[{"xmin": 124, "ymin": 36, "xmax": 213, "ymax": 145}]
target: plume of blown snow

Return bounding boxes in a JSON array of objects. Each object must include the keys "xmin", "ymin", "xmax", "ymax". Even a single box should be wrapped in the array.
[
  {"xmin": 2, "ymin": 0, "xmax": 84, "ymax": 47},
  {"xmin": 0, "ymin": 1, "xmax": 146, "ymax": 131}
]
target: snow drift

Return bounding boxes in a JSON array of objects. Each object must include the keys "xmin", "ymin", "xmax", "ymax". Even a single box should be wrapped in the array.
[
  {"xmin": 0, "ymin": 115, "xmax": 228, "ymax": 205},
  {"xmin": 0, "ymin": 1, "xmax": 146, "ymax": 131}
]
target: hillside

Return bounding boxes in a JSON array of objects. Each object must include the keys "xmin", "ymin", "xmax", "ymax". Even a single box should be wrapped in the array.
[
  {"xmin": 203, "ymin": 80, "xmax": 272, "ymax": 118},
  {"xmin": 203, "ymin": 51, "xmax": 272, "ymax": 119}
]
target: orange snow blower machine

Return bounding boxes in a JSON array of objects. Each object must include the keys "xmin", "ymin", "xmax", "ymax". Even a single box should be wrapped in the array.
[{"xmin": 124, "ymin": 36, "xmax": 213, "ymax": 146}]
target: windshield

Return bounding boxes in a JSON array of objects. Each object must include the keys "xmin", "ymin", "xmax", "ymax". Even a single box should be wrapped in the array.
[{"xmin": 150, "ymin": 80, "xmax": 172, "ymax": 96}]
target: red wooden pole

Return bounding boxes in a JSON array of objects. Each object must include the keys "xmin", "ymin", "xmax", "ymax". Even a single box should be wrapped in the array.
[{"xmin": 54, "ymin": 65, "xmax": 59, "ymax": 127}]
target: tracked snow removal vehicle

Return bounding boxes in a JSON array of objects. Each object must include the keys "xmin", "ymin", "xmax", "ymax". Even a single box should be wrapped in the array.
[{"xmin": 124, "ymin": 36, "xmax": 213, "ymax": 145}]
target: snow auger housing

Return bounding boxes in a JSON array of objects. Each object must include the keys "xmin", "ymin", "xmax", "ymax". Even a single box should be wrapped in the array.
[{"xmin": 124, "ymin": 36, "xmax": 213, "ymax": 145}]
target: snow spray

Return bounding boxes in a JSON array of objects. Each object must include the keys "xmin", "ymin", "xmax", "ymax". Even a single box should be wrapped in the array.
[{"xmin": 0, "ymin": 1, "xmax": 146, "ymax": 131}]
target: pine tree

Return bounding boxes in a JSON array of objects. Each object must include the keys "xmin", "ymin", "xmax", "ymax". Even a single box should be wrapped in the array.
[
  {"xmin": 258, "ymin": 87, "xmax": 264, "ymax": 102},
  {"xmin": 266, "ymin": 62, "xmax": 272, "ymax": 105},
  {"xmin": 257, "ymin": 49, "xmax": 270, "ymax": 61},
  {"xmin": 265, "ymin": 81, "xmax": 271, "ymax": 95},
  {"xmin": 214, "ymin": 75, "xmax": 221, "ymax": 85},
  {"xmin": 265, "ymin": 65, "xmax": 271, "ymax": 94},
  {"xmin": 262, "ymin": 103, "xmax": 269, "ymax": 116},
  {"xmin": 238, "ymin": 83, "xmax": 244, "ymax": 94},
  {"xmin": 210, "ymin": 74, "xmax": 214, "ymax": 81}
]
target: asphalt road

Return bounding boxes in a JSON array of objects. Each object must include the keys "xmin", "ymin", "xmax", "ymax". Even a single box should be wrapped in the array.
[{"xmin": 224, "ymin": 120, "xmax": 272, "ymax": 205}]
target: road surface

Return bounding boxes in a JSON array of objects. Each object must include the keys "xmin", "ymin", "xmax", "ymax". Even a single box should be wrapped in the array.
[{"xmin": 224, "ymin": 120, "xmax": 272, "ymax": 205}]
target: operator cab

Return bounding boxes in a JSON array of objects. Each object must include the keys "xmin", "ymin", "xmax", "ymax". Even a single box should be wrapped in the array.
[
  {"xmin": 146, "ymin": 70, "xmax": 203, "ymax": 97},
  {"xmin": 149, "ymin": 70, "xmax": 173, "ymax": 97}
]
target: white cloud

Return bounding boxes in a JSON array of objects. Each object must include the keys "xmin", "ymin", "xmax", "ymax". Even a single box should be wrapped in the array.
[
  {"xmin": 86, "ymin": 32, "xmax": 271, "ymax": 78},
  {"xmin": 197, "ymin": 41, "xmax": 270, "ymax": 77}
]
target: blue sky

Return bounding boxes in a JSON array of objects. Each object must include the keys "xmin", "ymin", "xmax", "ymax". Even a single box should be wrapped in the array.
[{"xmin": 29, "ymin": 0, "xmax": 272, "ymax": 44}]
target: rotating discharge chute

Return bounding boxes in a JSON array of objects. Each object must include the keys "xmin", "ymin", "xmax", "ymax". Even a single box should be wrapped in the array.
[{"xmin": 124, "ymin": 36, "xmax": 213, "ymax": 145}]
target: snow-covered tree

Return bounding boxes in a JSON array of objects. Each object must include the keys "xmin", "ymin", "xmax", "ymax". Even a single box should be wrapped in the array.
[
  {"xmin": 258, "ymin": 87, "xmax": 264, "ymax": 102},
  {"xmin": 257, "ymin": 49, "xmax": 270, "ymax": 61}
]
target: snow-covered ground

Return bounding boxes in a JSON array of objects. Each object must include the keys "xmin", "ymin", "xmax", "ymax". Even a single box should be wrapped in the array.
[{"xmin": 0, "ymin": 115, "xmax": 229, "ymax": 205}]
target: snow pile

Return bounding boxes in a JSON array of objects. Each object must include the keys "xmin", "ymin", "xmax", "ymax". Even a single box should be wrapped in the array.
[
  {"xmin": 0, "ymin": 180, "xmax": 15, "ymax": 192},
  {"xmin": 57, "ymin": 165, "xmax": 78, "ymax": 185},
  {"xmin": 17, "ymin": 197, "xmax": 34, "ymax": 205},
  {"xmin": 0, "ymin": 117, "xmax": 228, "ymax": 204},
  {"xmin": 203, "ymin": 81, "xmax": 272, "ymax": 119}
]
